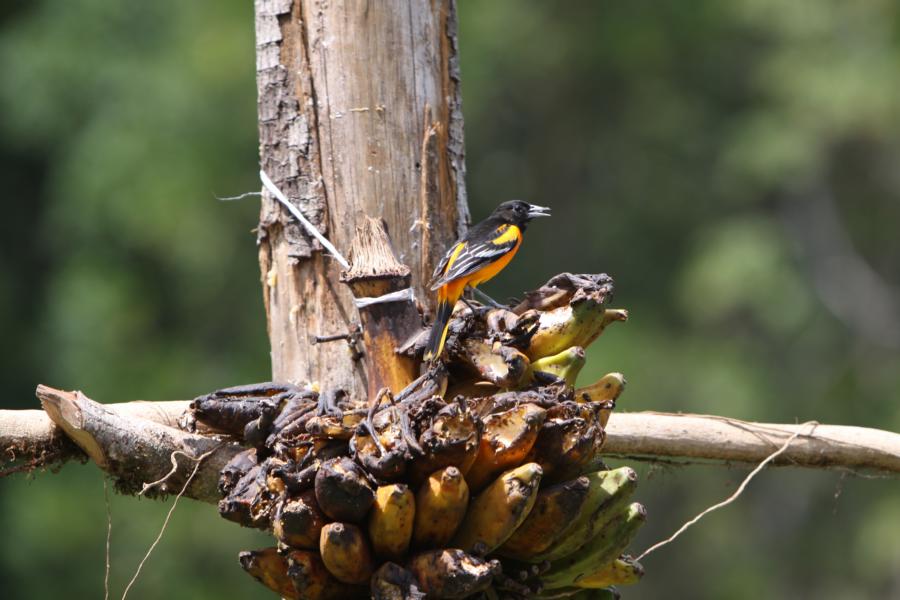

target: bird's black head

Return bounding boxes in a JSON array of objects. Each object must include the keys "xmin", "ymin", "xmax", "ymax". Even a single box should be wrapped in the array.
[{"xmin": 490, "ymin": 200, "xmax": 551, "ymax": 228}]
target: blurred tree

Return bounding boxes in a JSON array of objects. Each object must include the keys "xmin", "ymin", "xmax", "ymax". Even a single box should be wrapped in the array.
[{"xmin": 1, "ymin": 0, "xmax": 898, "ymax": 598}]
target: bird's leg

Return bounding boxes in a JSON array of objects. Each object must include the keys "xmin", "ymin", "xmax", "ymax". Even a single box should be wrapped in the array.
[
  {"xmin": 459, "ymin": 293, "xmax": 480, "ymax": 313},
  {"xmin": 471, "ymin": 287, "xmax": 505, "ymax": 309}
]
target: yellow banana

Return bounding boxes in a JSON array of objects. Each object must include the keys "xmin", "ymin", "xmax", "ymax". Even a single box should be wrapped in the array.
[
  {"xmin": 465, "ymin": 402, "xmax": 546, "ymax": 492},
  {"xmin": 527, "ymin": 303, "xmax": 628, "ymax": 360},
  {"xmin": 408, "ymin": 403, "xmax": 480, "ymax": 485},
  {"xmin": 529, "ymin": 346, "xmax": 586, "ymax": 386},
  {"xmin": 529, "ymin": 466, "xmax": 637, "ymax": 562},
  {"xmin": 576, "ymin": 555, "xmax": 644, "ymax": 588},
  {"xmin": 273, "ymin": 489, "xmax": 328, "ymax": 550},
  {"xmin": 319, "ymin": 522, "xmax": 375, "ymax": 585},
  {"xmin": 498, "ymin": 475, "xmax": 591, "ymax": 560},
  {"xmin": 575, "ymin": 372, "xmax": 626, "ymax": 403},
  {"xmin": 238, "ymin": 546, "xmax": 297, "ymax": 599},
  {"xmin": 541, "ymin": 502, "xmax": 647, "ymax": 589},
  {"xmin": 408, "ymin": 549, "xmax": 500, "ymax": 599},
  {"xmin": 368, "ymin": 483, "xmax": 416, "ymax": 560},
  {"xmin": 285, "ymin": 549, "xmax": 365, "ymax": 600},
  {"xmin": 450, "ymin": 462, "xmax": 543, "ymax": 553},
  {"xmin": 412, "ymin": 466, "xmax": 470, "ymax": 549}
]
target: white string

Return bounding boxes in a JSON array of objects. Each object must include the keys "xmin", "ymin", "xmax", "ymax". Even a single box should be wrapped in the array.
[
  {"xmin": 259, "ymin": 170, "xmax": 350, "ymax": 269},
  {"xmin": 352, "ymin": 287, "xmax": 416, "ymax": 308},
  {"xmin": 636, "ymin": 421, "xmax": 818, "ymax": 561}
]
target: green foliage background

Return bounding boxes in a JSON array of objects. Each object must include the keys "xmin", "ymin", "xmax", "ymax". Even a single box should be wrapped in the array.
[{"xmin": 1, "ymin": 1, "xmax": 898, "ymax": 598}]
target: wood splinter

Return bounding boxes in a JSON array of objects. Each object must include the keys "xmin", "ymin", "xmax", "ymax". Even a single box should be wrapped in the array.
[{"xmin": 341, "ymin": 217, "xmax": 425, "ymax": 398}]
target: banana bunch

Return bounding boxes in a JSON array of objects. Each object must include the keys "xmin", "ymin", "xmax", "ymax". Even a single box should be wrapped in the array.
[{"xmin": 187, "ymin": 272, "xmax": 644, "ymax": 599}]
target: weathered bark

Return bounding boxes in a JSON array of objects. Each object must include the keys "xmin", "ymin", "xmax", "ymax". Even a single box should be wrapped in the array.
[
  {"xmin": 603, "ymin": 412, "xmax": 900, "ymax": 473},
  {"xmin": 341, "ymin": 217, "xmax": 423, "ymax": 397},
  {"xmin": 0, "ymin": 400, "xmax": 190, "ymax": 472},
  {"xmin": 34, "ymin": 387, "xmax": 238, "ymax": 502},
  {"xmin": 255, "ymin": 0, "xmax": 468, "ymax": 398},
  {"xmin": 7, "ymin": 397, "xmax": 899, "ymax": 480}
]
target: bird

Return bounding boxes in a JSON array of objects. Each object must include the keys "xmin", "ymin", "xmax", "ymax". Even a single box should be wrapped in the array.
[{"xmin": 424, "ymin": 200, "xmax": 551, "ymax": 361}]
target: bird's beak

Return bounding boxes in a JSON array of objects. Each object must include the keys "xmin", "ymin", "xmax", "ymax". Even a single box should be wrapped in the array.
[{"xmin": 527, "ymin": 204, "xmax": 551, "ymax": 218}]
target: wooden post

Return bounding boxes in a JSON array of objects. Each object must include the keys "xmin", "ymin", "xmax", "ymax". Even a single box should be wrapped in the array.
[{"xmin": 254, "ymin": 0, "xmax": 469, "ymax": 398}]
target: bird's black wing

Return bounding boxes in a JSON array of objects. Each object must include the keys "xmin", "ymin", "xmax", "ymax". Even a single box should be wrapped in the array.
[{"xmin": 429, "ymin": 224, "xmax": 519, "ymax": 290}]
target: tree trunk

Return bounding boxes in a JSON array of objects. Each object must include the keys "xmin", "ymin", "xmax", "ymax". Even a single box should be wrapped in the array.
[{"xmin": 254, "ymin": 0, "xmax": 468, "ymax": 398}]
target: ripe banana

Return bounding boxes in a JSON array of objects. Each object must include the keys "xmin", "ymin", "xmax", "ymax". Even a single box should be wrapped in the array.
[
  {"xmin": 273, "ymin": 489, "xmax": 328, "ymax": 550},
  {"xmin": 408, "ymin": 549, "xmax": 500, "ymax": 599},
  {"xmin": 540, "ymin": 502, "xmax": 647, "ymax": 589},
  {"xmin": 368, "ymin": 483, "xmax": 416, "ymax": 560},
  {"xmin": 465, "ymin": 402, "xmax": 546, "ymax": 491},
  {"xmin": 285, "ymin": 549, "xmax": 365, "ymax": 600},
  {"xmin": 408, "ymin": 403, "xmax": 480, "ymax": 485},
  {"xmin": 527, "ymin": 302, "xmax": 628, "ymax": 360},
  {"xmin": 576, "ymin": 554, "xmax": 644, "ymax": 589},
  {"xmin": 529, "ymin": 466, "xmax": 637, "ymax": 562},
  {"xmin": 314, "ymin": 457, "xmax": 375, "ymax": 523},
  {"xmin": 575, "ymin": 372, "xmax": 626, "ymax": 403},
  {"xmin": 524, "ymin": 412, "xmax": 597, "ymax": 483},
  {"xmin": 450, "ymin": 462, "xmax": 543, "ymax": 553},
  {"xmin": 319, "ymin": 522, "xmax": 375, "ymax": 585},
  {"xmin": 238, "ymin": 546, "xmax": 297, "ymax": 599},
  {"xmin": 459, "ymin": 338, "xmax": 531, "ymax": 388},
  {"xmin": 529, "ymin": 346, "xmax": 586, "ymax": 386},
  {"xmin": 371, "ymin": 562, "xmax": 424, "ymax": 600},
  {"xmin": 412, "ymin": 466, "xmax": 470, "ymax": 549},
  {"xmin": 498, "ymin": 475, "xmax": 591, "ymax": 560}
]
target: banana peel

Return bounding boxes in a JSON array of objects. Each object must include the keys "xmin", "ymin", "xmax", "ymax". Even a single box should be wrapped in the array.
[{"xmin": 450, "ymin": 462, "xmax": 543, "ymax": 553}]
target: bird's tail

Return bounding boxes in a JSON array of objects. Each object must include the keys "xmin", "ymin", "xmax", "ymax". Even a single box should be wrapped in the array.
[{"xmin": 424, "ymin": 298, "xmax": 455, "ymax": 362}]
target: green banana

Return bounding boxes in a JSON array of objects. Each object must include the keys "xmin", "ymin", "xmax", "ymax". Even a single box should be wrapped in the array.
[
  {"xmin": 540, "ymin": 502, "xmax": 646, "ymax": 589},
  {"xmin": 526, "ymin": 299, "xmax": 628, "ymax": 360},
  {"xmin": 529, "ymin": 466, "xmax": 637, "ymax": 562},
  {"xmin": 577, "ymin": 555, "xmax": 644, "ymax": 588},
  {"xmin": 529, "ymin": 346, "xmax": 586, "ymax": 386}
]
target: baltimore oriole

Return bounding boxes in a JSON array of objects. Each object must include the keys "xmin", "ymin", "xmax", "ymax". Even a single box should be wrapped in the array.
[{"xmin": 424, "ymin": 200, "xmax": 551, "ymax": 361}]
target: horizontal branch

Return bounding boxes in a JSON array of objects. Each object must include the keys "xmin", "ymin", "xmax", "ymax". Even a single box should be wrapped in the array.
[
  {"xmin": 604, "ymin": 412, "xmax": 900, "ymax": 474},
  {"xmin": 3, "ymin": 386, "xmax": 242, "ymax": 503},
  {"xmin": 3, "ymin": 392, "xmax": 898, "ymax": 502}
]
